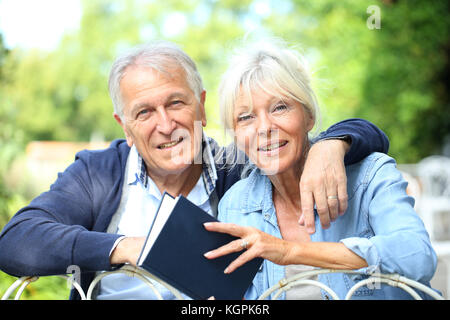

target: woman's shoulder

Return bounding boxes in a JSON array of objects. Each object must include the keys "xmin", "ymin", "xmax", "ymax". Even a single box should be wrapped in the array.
[
  {"xmin": 347, "ymin": 152, "xmax": 397, "ymax": 176},
  {"xmin": 346, "ymin": 152, "xmax": 400, "ymax": 195}
]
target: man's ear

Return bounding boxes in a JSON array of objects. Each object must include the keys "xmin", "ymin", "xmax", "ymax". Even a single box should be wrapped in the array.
[
  {"xmin": 113, "ymin": 113, "xmax": 134, "ymax": 147},
  {"xmin": 199, "ymin": 90, "xmax": 207, "ymax": 127}
]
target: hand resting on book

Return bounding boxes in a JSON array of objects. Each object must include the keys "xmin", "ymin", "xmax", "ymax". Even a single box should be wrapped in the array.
[{"xmin": 110, "ymin": 236, "xmax": 146, "ymax": 266}]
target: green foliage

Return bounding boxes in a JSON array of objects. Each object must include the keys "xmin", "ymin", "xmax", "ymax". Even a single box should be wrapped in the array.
[
  {"xmin": 0, "ymin": 272, "xmax": 70, "ymax": 300},
  {"xmin": 358, "ymin": 0, "xmax": 450, "ymax": 162},
  {"xmin": 264, "ymin": 0, "xmax": 449, "ymax": 162}
]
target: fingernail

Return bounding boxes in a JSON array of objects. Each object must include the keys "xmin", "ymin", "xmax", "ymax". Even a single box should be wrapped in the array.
[
  {"xmin": 224, "ymin": 267, "xmax": 230, "ymax": 274},
  {"xmin": 307, "ymin": 227, "xmax": 315, "ymax": 234},
  {"xmin": 204, "ymin": 251, "xmax": 212, "ymax": 257},
  {"xmin": 203, "ymin": 222, "xmax": 212, "ymax": 228}
]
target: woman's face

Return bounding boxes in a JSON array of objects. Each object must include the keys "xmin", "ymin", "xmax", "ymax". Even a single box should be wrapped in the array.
[{"xmin": 233, "ymin": 87, "xmax": 314, "ymax": 175}]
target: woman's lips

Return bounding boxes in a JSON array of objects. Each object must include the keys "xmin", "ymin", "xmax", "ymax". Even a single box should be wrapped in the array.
[{"xmin": 257, "ymin": 140, "xmax": 288, "ymax": 152}]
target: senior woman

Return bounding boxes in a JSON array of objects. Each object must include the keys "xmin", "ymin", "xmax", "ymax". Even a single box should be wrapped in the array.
[{"xmin": 203, "ymin": 39, "xmax": 437, "ymax": 300}]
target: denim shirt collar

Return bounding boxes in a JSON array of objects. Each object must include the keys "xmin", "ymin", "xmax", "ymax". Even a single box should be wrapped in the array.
[
  {"xmin": 229, "ymin": 168, "xmax": 278, "ymax": 225},
  {"xmin": 232, "ymin": 167, "xmax": 322, "ymax": 236}
]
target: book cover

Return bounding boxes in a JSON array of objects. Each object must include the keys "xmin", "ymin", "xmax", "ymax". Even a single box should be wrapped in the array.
[{"xmin": 138, "ymin": 194, "xmax": 263, "ymax": 300}]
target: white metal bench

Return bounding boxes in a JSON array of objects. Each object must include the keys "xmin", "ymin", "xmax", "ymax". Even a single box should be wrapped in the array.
[{"xmin": 2, "ymin": 265, "xmax": 444, "ymax": 300}]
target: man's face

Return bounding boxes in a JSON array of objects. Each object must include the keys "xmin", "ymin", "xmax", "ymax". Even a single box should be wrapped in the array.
[{"xmin": 115, "ymin": 65, "xmax": 206, "ymax": 178}]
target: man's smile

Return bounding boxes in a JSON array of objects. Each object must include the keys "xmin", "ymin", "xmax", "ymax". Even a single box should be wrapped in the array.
[{"xmin": 157, "ymin": 136, "xmax": 184, "ymax": 149}]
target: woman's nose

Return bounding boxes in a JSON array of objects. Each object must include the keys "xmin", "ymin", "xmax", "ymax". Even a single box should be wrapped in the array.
[{"xmin": 257, "ymin": 112, "xmax": 275, "ymax": 137}]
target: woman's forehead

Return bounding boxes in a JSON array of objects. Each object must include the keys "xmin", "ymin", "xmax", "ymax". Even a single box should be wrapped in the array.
[{"xmin": 234, "ymin": 85, "xmax": 291, "ymax": 111}]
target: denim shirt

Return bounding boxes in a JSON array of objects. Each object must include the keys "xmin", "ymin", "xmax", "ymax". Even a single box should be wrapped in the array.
[{"xmin": 218, "ymin": 153, "xmax": 438, "ymax": 300}]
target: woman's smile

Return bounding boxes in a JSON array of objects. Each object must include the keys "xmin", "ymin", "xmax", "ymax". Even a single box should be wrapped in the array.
[{"xmin": 257, "ymin": 140, "xmax": 289, "ymax": 156}]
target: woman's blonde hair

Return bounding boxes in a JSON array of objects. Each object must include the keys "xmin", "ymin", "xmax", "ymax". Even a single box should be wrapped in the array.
[{"xmin": 218, "ymin": 38, "xmax": 319, "ymax": 132}]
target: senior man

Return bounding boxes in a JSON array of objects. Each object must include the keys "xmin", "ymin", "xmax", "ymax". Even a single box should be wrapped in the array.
[{"xmin": 0, "ymin": 41, "xmax": 389, "ymax": 299}]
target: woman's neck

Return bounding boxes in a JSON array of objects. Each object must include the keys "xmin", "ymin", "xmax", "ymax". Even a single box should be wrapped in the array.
[
  {"xmin": 270, "ymin": 169, "xmax": 301, "ymax": 212},
  {"xmin": 269, "ymin": 141, "xmax": 310, "ymax": 213}
]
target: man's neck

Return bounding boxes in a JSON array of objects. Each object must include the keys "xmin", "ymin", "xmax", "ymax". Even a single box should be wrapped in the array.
[{"xmin": 147, "ymin": 163, "xmax": 203, "ymax": 198}]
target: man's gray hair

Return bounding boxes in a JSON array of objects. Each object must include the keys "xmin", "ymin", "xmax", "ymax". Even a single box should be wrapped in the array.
[{"xmin": 108, "ymin": 40, "xmax": 204, "ymax": 119}]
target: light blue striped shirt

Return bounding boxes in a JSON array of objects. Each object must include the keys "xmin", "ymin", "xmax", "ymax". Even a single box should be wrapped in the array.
[{"xmin": 97, "ymin": 138, "xmax": 217, "ymax": 300}]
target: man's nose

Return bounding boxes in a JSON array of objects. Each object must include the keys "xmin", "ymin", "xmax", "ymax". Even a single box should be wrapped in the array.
[{"xmin": 155, "ymin": 108, "xmax": 176, "ymax": 135}]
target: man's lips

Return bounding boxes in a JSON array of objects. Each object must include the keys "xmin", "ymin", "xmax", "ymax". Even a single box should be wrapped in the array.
[
  {"xmin": 257, "ymin": 140, "xmax": 288, "ymax": 152},
  {"xmin": 157, "ymin": 136, "xmax": 184, "ymax": 149}
]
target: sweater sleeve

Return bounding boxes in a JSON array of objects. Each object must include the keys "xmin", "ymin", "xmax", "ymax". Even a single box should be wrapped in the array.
[
  {"xmin": 0, "ymin": 156, "xmax": 122, "ymax": 277},
  {"xmin": 312, "ymin": 118, "xmax": 390, "ymax": 165}
]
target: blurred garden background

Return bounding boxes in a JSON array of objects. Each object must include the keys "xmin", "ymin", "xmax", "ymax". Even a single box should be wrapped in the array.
[{"xmin": 0, "ymin": 0, "xmax": 449, "ymax": 299}]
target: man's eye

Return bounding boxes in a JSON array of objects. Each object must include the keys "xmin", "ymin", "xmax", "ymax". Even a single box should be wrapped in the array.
[
  {"xmin": 171, "ymin": 100, "xmax": 183, "ymax": 106},
  {"xmin": 136, "ymin": 109, "xmax": 150, "ymax": 119}
]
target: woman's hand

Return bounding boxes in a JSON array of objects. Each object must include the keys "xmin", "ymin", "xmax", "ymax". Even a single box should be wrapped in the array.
[
  {"xmin": 203, "ymin": 222, "xmax": 294, "ymax": 274},
  {"xmin": 204, "ymin": 222, "xmax": 368, "ymax": 273}
]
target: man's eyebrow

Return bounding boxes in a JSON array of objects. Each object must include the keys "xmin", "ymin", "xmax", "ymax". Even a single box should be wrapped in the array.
[
  {"xmin": 166, "ymin": 92, "xmax": 190, "ymax": 101},
  {"xmin": 130, "ymin": 91, "xmax": 191, "ymax": 114}
]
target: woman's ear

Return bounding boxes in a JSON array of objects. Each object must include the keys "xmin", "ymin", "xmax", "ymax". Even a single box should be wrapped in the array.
[{"xmin": 306, "ymin": 113, "xmax": 315, "ymax": 133}]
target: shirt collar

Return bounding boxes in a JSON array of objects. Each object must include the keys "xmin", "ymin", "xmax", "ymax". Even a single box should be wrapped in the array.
[{"xmin": 128, "ymin": 132, "xmax": 218, "ymax": 196}]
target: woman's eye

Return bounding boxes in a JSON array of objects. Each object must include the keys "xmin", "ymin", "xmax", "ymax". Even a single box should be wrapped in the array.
[
  {"xmin": 273, "ymin": 104, "xmax": 288, "ymax": 112},
  {"xmin": 237, "ymin": 114, "xmax": 253, "ymax": 122}
]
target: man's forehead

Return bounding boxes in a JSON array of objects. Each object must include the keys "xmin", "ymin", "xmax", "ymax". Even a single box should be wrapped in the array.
[
  {"xmin": 122, "ymin": 63, "xmax": 183, "ymax": 82},
  {"xmin": 120, "ymin": 63, "xmax": 192, "ymax": 95}
]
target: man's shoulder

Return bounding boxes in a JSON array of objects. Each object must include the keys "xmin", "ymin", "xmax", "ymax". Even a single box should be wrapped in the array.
[
  {"xmin": 68, "ymin": 139, "xmax": 130, "ymax": 184},
  {"xmin": 75, "ymin": 139, "xmax": 130, "ymax": 166}
]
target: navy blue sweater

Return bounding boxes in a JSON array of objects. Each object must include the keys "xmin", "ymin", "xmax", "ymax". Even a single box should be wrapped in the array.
[{"xmin": 0, "ymin": 119, "xmax": 388, "ymax": 299}]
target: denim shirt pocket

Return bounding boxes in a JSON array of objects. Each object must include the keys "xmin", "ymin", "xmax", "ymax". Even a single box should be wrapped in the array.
[
  {"xmin": 341, "ymin": 273, "xmax": 374, "ymax": 298},
  {"xmin": 342, "ymin": 229, "xmax": 376, "ymax": 298}
]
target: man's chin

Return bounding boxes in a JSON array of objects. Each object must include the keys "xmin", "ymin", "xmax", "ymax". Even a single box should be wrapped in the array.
[{"xmin": 160, "ymin": 157, "xmax": 197, "ymax": 174}]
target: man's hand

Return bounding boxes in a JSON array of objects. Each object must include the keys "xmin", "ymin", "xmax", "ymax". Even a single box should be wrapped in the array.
[
  {"xmin": 299, "ymin": 139, "xmax": 350, "ymax": 234},
  {"xmin": 110, "ymin": 237, "xmax": 146, "ymax": 266}
]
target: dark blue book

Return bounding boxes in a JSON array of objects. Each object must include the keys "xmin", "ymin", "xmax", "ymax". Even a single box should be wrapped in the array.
[{"xmin": 137, "ymin": 192, "xmax": 263, "ymax": 300}]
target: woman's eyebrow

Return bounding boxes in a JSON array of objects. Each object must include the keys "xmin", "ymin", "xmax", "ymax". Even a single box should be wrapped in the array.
[{"xmin": 235, "ymin": 105, "xmax": 251, "ymax": 114}]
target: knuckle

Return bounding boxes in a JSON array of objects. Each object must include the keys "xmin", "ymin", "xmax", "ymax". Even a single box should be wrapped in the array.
[
  {"xmin": 305, "ymin": 220, "xmax": 314, "ymax": 229},
  {"xmin": 336, "ymin": 175, "xmax": 347, "ymax": 184},
  {"xmin": 299, "ymin": 179, "xmax": 312, "ymax": 190},
  {"xmin": 302, "ymin": 175, "xmax": 321, "ymax": 186}
]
